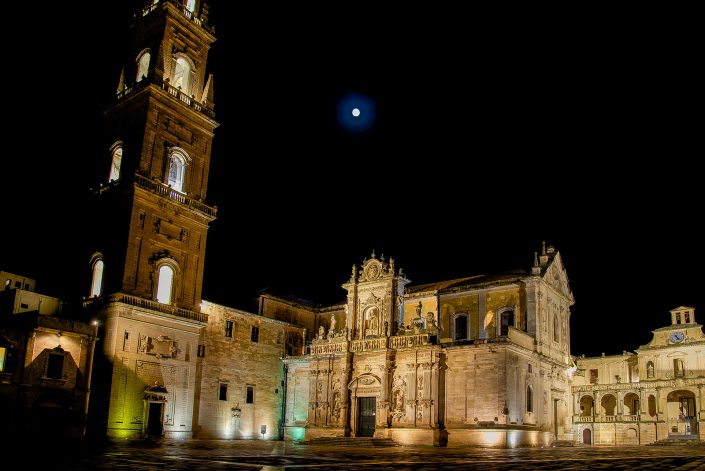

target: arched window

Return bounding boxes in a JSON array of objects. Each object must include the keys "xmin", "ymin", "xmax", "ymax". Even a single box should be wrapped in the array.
[
  {"xmin": 136, "ymin": 50, "xmax": 151, "ymax": 82},
  {"xmin": 646, "ymin": 361, "xmax": 655, "ymax": 378},
  {"xmin": 173, "ymin": 57, "xmax": 191, "ymax": 92},
  {"xmin": 156, "ymin": 265, "xmax": 174, "ymax": 304},
  {"xmin": 185, "ymin": 0, "xmax": 196, "ymax": 12},
  {"xmin": 526, "ymin": 385, "xmax": 533, "ymax": 413},
  {"xmin": 500, "ymin": 309, "xmax": 514, "ymax": 336},
  {"xmin": 167, "ymin": 151, "xmax": 187, "ymax": 191},
  {"xmin": 673, "ymin": 359, "xmax": 685, "ymax": 377},
  {"xmin": 454, "ymin": 314, "xmax": 468, "ymax": 341},
  {"xmin": 553, "ymin": 314, "xmax": 559, "ymax": 342},
  {"xmin": 90, "ymin": 259, "xmax": 104, "ymax": 297},
  {"xmin": 109, "ymin": 143, "xmax": 123, "ymax": 182}
]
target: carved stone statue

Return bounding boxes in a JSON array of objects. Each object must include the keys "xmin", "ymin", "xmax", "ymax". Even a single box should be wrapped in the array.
[
  {"xmin": 318, "ymin": 325, "xmax": 325, "ymax": 340},
  {"xmin": 330, "ymin": 315, "xmax": 337, "ymax": 333}
]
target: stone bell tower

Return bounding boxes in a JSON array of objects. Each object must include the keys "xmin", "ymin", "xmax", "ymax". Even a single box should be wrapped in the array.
[
  {"xmin": 342, "ymin": 251, "xmax": 410, "ymax": 339},
  {"xmin": 87, "ymin": 0, "xmax": 217, "ymax": 311},
  {"xmin": 84, "ymin": 0, "xmax": 218, "ymax": 440}
]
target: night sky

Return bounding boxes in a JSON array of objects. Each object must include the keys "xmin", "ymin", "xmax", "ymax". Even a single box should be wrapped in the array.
[{"xmin": 3, "ymin": 2, "xmax": 700, "ymax": 358}]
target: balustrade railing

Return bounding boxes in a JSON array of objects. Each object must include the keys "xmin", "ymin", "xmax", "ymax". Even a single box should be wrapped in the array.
[
  {"xmin": 134, "ymin": 173, "xmax": 216, "ymax": 217},
  {"xmin": 389, "ymin": 333, "xmax": 431, "ymax": 349},
  {"xmin": 350, "ymin": 337, "xmax": 388, "ymax": 352},
  {"xmin": 83, "ymin": 292, "xmax": 208, "ymax": 323}
]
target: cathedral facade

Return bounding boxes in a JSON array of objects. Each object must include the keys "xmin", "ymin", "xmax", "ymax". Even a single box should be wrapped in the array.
[{"xmin": 278, "ymin": 248, "xmax": 575, "ymax": 447}]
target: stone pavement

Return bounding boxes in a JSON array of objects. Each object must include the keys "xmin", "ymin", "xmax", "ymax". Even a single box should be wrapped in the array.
[{"xmin": 35, "ymin": 439, "xmax": 705, "ymax": 470}]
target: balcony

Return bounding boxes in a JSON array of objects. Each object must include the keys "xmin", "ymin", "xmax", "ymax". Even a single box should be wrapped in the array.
[
  {"xmin": 140, "ymin": 0, "xmax": 213, "ymax": 34},
  {"xmin": 134, "ymin": 173, "xmax": 216, "ymax": 218},
  {"xmin": 117, "ymin": 75, "xmax": 215, "ymax": 120},
  {"xmin": 83, "ymin": 292, "xmax": 208, "ymax": 324}
]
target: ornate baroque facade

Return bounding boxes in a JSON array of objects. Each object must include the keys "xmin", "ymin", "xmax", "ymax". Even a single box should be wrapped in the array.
[{"xmin": 278, "ymin": 247, "xmax": 575, "ymax": 447}]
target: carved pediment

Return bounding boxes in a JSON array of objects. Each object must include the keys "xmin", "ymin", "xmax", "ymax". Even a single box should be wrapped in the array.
[{"xmin": 543, "ymin": 252, "xmax": 574, "ymax": 303}]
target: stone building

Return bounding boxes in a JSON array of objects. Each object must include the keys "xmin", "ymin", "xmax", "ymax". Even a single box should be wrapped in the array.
[
  {"xmin": 572, "ymin": 306, "xmax": 705, "ymax": 445},
  {"xmin": 82, "ymin": 0, "xmax": 305, "ymax": 440},
  {"xmin": 279, "ymin": 246, "xmax": 576, "ymax": 447},
  {"xmin": 0, "ymin": 273, "xmax": 98, "ymax": 440}
]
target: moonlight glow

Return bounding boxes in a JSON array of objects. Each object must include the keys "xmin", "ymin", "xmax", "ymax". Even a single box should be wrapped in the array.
[{"xmin": 337, "ymin": 93, "xmax": 375, "ymax": 133}]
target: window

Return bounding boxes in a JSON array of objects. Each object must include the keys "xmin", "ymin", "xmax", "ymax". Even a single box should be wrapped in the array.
[
  {"xmin": 197, "ymin": 345, "xmax": 205, "ymax": 357},
  {"xmin": 224, "ymin": 320, "xmax": 233, "ymax": 338},
  {"xmin": 454, "ymin": 315, "xmax": 467, "ymax": 341},
  {"xmin": 646, "ymin": 361, "xmax": 655, "ymax": 378},
  {"xmin": 109, "ymin": 144, "xmax": 123, "ymax": 182},
  {"xmin": 20, "ymin": 303, "xmax": 29, "ymax": 309},
  {"xmin": 14, "ymin": 281, "xmax": 21, "ymax": 288},
  {"xmin": 219, "ymin": 383, "xmax": 227, "ymax": 401},
  {"xmin": 185, "ymin": 0, "xmax": 196, "ymax": 12},
  {"xmin": 167, "ymin": 152, "xmax": 187, "ymax": 192},
  {"xmin": 674, "ymin": 359, "xmax": 685, "ymax": 377},
  {"xmin": 589, "ymin": 369, "xmax": 598, "ymax": 384},
  {"xmin": 500, "ymin": 309, "xmax": 514, "ymax": 336},
  {"xmin": 685, "ymin": 312, "xmax": 691, "ymax": 323},
  {"xmin": 676, "ymin": 313, "xmax": 681, "ymax": 324},
  {"xmin": 553, "ymin": 315, "xmax": 559, "ymax": 342},
  {"xmin": 136, "ymin": 50, "xmax": 151, "ymax": 82},
  {"xmin": 528, "ymin": 364, "xmax": 532, "ymax": 373},
  {"xmin": 173, "ymin": 57, "xmax": 191, "ymax": 92},
  {"xmin": 251, "ymin": 326, "xmax": 259, "ymax": 342},
  {"xmin": 526, "ymin": 385, "xmax": 533, "ymax": 413},
  {"xmin": 0, "ymin": 347, "xmax": 6, "ymax": 372},
  {"xmin": 246, "ymin": 385, "xmax": 254, "ymax": 404},
  {"xmin": 24, "ymin": 283, "xmax": 29, "ymax": 290},
  {"xmin": 90, "ymin": 259, "xmax": 104, "ymax": 297},
  {"xmin": 46, "ymin": 353, "xmax": 64, "ymax": 379},
  {"xmin": 156, "ymin": 265, "xmax": 174, "ymax": 304}
]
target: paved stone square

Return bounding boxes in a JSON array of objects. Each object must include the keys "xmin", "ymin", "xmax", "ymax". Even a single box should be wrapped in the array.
[{"xmin": 37, "ymin": 439, "xmax": 705, "ymax": 470}]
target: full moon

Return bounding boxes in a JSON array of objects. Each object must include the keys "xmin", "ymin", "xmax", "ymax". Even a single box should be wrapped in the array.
[{"xmin": 352, "ymin": 108, "xmax": 360, "ymax": 117}]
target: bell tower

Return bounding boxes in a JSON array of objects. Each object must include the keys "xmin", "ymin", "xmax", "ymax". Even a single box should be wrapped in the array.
[
  {"xmin": 88, "ymin": 0, "xmax": 217, "ymax": 311},
  {"xmin": 85, "ymin": 0, "xmax": 218, "ymax": 440}
]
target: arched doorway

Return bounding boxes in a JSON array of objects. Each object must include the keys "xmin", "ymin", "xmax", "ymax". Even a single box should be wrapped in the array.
[
  {"xmin": 623, "ymin": 392, "xmax": 640, "ymax": 417},
  {"xmin": 666, "ymin": 390, "xmax": 697, "ymax": 437},
  {"xmin": 582, "ymin": 428, "xmax": 592, "ymax": 445}
]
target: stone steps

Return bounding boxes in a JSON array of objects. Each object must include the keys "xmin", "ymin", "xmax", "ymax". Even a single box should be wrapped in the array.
[{"xmin": 303, "ymin": 437, "xmax": 400, "ymax": 447}]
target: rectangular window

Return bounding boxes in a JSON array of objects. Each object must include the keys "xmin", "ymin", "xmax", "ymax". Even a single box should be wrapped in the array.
[
  {"xmin": 197, "ymin": 345, "xmax": 206, "ymax": 357},
  {"xmin": 0, "ymin": 347, "xmax": 6, "ymax": 372},
  {"xmin": 14, "ymin": 281, "xmax": 21, "ymax": 288},
  {"xmin": 685, "ymin": 312, "xmax": 691, "ymax": 323},
  {"xmin": 251, "ymin": 326, "xmax": 259, "ymax": 342},
  {"xmin": 46, "ymin": 354, "xmax": 64, "ymax": 379},
  {"xmin": 246, "ymin": 385, "xmax": 254, "ymax": 404},
  {"xmin": 219, "ymin": 383, "xmax": 228, "ymax": 401},
  {"xmin": 24, "ymin": 283, "xmax": 29, "ymax": 290},
  {"xmin": 122, "ymin": 331, "xmax": 130, "ymax": 352},
  {"xmin": 589, "ymin": 369, "xmax": 598, "ymax": 384},
  {"xmin": 528, "ymin": 364, "xmax": 532, "ymax": 373},
  {"xmin": 20, "ymin": 303, "xmax": 29, "ymax": 309},
  {"xmin": 676, "ymin": 313, "xmax": 681, "ymax": 324},
  {"xmin": 224, "ymin": 320, "xmax": 233, "ymax": 338}
]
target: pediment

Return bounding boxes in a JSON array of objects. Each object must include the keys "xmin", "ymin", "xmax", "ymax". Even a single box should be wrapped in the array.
[{"xmin": 542, "ymin": 252, "xmax": 574, "ymax": 303}]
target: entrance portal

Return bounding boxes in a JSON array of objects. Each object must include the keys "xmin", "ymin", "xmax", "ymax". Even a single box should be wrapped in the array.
[
  {"xmin": 358, "ymin": 397, "xmax": 376, "ymax": 437},
  {"xmin": 582, "ymin": 428, "xmax": 592, "ymax": 445},
  {"xmin": 146, "ymin": 402, "xmax": 163, "ymax": 438}
]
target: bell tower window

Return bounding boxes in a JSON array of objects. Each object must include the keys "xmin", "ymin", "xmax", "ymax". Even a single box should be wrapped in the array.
[
  {"xmin": 136, "ymin": 50, "xmax": 151, "ymax": 83},
  {"xmin": 173, "ymin": 57, "xmax": 191, "ymax": 92},
  {"xmin": 90, "ymin": 259, "xmax": 104, "ymax": 297},
  {"xmin": 167, "ymin": 152, "xmax": 187, "ymax": 192},
  {"xmin": 156, "ymin": 265, "xmax": 175, "ymax": 304},
  {"xmin": 185, "ymin": 0, "xmax": 196, "ymax": 13},
  {"xmin": 109, "ymin": 143, "xmax": 123, "ymax": 182}
]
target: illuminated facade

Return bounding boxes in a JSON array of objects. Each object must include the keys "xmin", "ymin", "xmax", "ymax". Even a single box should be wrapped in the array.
[
  {"xmin": 572, "ymin": 306, "xmax": 705, "ymax": 445},
  {"xmin": 278, "ymin": 247, "xmax": 576, "ymax": 447},
  {"xmin": 82, "ymin": 0, "xmax": 304, "ymax": 440},
  {"xmin": 0, "ymin": 274, "xmax": 98, "ymax": 440}
]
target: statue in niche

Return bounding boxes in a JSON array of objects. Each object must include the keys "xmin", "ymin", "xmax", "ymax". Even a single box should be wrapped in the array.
[
  {"xmin": 392, "ymin": 388, "xmax": 404, "ymax": 412},
  {"xmin": 330, "ymin": 316, "xmax": 337, "ymax": 334},
  {"xmin": 318, "ymin": 325, "xmax": 325, "ymax": 340}
]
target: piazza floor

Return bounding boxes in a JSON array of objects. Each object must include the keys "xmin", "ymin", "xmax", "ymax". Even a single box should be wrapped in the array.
[{"xmin": 41, "ymin": 439, "xmax": 705, "ymax": 470}]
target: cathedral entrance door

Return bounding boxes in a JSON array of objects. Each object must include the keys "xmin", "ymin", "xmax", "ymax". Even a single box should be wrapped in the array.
[
  {"xmin": 146, "ymin": 402, "xmax": 164, "ymax": 438},
  {"xmin": 582, "ymin": 428, "xmax": 591, "ymax": 444},
  {"xmin": 358, "ymin": 397, "xmax": 376, "ymax": 437}
]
